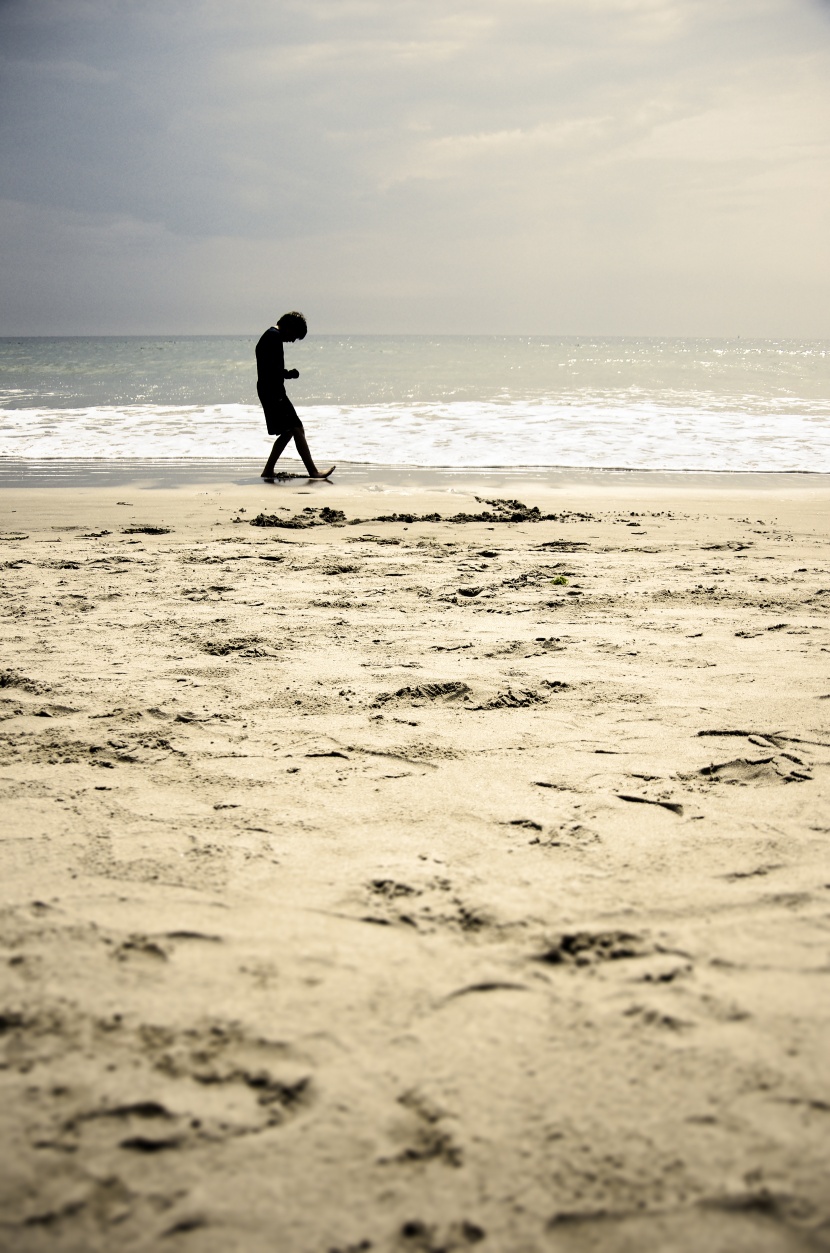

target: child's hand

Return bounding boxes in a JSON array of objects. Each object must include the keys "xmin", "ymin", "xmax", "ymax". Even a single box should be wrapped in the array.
[{"xmin": 285, "ymin": 368, "xmax": 300, "ymax": 380}]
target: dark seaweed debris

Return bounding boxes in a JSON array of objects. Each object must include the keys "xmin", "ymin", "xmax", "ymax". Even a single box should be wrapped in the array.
[
  {"xmin": 250, "ymin": 498, "xmax": 577, "ymax": 530},
  {"xmin": 362, "ymin": 512, "xmax": 443, "ymax": 524},
  {"xmin": 250, "ymin": 506, "xmax": 347, "ymax": 529},
  {"xmin": 367, "ymin": 498, "xmax": 562, "ymax": 524}
]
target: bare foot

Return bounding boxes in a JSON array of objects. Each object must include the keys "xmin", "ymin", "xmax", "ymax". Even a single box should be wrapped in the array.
[
  {"xmin": 308, "ymin": 466, "xmax": 335, "ymax": 479},
  {"xmin": 261, "ymin": 471, "xmax": 275, "ymax": 480}
]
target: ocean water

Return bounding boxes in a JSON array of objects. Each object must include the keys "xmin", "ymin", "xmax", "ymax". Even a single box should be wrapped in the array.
[{"xmin": 1, "ymin": 335, "xmax": 828, "ymax": 472}]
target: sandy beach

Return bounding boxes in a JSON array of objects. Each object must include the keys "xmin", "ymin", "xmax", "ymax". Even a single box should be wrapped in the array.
[{"xmin": 1, "ymin": 466, "xmax": 829, "ymax": 1253}]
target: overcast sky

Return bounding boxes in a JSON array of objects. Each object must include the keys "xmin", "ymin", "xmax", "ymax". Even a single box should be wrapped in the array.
[{"xmin": 1, "ymin": 0, "xmax": 829, "ymax": 335}]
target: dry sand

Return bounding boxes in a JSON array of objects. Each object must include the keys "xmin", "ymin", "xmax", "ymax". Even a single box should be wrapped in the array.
[{"xmin": 1, "ymin": 468, "xmax": 829, "ymax": 1253}]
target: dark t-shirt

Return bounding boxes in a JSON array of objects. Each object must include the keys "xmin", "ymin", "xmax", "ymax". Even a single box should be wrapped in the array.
[{"xmin": 255, "ymin": 327, "xmax": 287, "ymax": 396}]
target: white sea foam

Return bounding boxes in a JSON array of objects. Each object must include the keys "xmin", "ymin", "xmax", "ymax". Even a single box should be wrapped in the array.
[{"xmin": 1, "ymin": 398, "xmax": 827, "ymax": 471}]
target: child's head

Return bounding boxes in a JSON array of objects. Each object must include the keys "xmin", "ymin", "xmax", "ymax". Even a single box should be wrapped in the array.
[{"xmin": 277, "ymin": 311, "xmax": 307, "ymax": 341}]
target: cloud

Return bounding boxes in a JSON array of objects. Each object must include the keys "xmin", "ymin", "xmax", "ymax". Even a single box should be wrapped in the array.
[
  {"xmin": 0, "ymin": 0, "xmax": 828, "ymax": 333},
  {"xmin": 384, "ymin": 117, "xmax": 616, "ymax": 188}
]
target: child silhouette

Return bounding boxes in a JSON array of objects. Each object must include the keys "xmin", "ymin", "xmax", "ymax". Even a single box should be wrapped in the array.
[{"xmin": 256, "ymin": 311, "xmax": 334, "ymax": 480}]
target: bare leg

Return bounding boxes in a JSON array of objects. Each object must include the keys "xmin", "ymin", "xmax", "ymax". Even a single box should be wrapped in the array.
[
  {"xmin": 261, "ymin": 430, "xmax": 294, "ymax": 478},
  {"xmin": 292, "ymin": 425, "xmax": 335, "ymax": 479},
  {"xmin": 262, "ymin": 424, "xmax": 334, "ymax": 480}
]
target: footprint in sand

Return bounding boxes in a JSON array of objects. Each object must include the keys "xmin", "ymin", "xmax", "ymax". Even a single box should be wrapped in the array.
[
  {"xmin": 48, "ymin": 1017, "xmax": 316, "ymax": 1162},
  {"xmin": 697, "ymin": 757, "xmax": 810, "ymax": 785},
  {"xmin": 536, "ymin": 931, "xmax": 653, "ymax": 966},
  {"xmin": 393, "ymin": 1219, "xmax": 486, "ymax": 1251}
]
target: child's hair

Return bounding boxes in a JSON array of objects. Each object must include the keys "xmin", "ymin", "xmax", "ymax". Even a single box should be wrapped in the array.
[{"xmin": 277, "ymin": 311, "xmax": 307, "ymax": 339}]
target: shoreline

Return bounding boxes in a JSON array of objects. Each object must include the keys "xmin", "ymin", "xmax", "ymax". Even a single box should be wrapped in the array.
[{"xmin": 2, "ymin": 455, "xmax": 830, "ymax": 491}]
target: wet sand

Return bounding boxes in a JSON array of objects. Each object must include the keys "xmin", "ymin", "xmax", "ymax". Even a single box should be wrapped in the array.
[{"xmin": 1, "ymin": 467, "xmax": 829, "ymax": 1252}]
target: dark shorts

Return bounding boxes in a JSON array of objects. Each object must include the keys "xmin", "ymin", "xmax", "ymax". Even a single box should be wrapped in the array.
[{"xmin": 257, "ymin": 385, "xmax": 301, "ymax": 436}]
